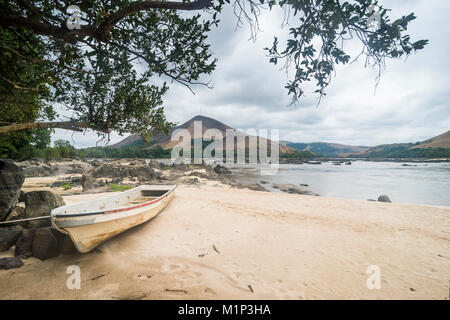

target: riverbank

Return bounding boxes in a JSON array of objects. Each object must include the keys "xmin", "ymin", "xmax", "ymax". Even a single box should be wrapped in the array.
[{"xmin": 1, "ymin": 182, "xmax": 449, "ymax": 299}]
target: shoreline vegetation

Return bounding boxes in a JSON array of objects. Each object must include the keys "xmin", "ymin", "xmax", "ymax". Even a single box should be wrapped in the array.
[{"xmin": 4, "ymin": 137, "xmax": 449, "ymax": 163}]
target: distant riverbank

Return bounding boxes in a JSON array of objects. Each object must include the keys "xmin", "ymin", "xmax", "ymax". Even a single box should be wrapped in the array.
[{"xmin": 280, "ymin": 157, "xmax": 450, "ymax": 164}]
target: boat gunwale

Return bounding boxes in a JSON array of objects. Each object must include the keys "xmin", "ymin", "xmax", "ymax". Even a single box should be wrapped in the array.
[{"xmin": 52, "ymin": 185, "xmax": 176, "ymax": 219}]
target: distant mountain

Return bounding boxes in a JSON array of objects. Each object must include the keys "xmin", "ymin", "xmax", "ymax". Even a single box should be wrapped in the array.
[
  {"xmin": 286, "ymin": 142, "xmax": 370, "ymax": 158},
  {"xmin": 113, "ymin": 115, "xmax": 298, "ymax": 155},
  {"xmin": 352, "ymin": 130, "xmax": 450, "ymax": 158},
  {"xmin": 411, "ymin": 130, "xmax": 450, "ymax": 149},
  {"xmin": 112, "ymin": 135, "xmax": 143, "ymax": 149},
  {"xmin": 353, "ymin": 143, "xmax": 414, "ymax": 158}
]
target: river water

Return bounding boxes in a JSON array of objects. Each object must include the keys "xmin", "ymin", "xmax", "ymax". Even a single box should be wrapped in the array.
[{"xmin": 230, "ymin": 160, "xmax": 450, "ymax": 207}]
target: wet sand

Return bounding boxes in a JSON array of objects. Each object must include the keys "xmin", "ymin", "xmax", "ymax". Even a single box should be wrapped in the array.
[{"xmin": 0, "ymin": 182, "xmax": 449, "ymax": 299}]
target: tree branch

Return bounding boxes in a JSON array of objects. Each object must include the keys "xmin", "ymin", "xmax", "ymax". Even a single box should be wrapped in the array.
[
  {"xmin": 0, "ymin": 121, "xmax": 109, "ymax": 134},
  {"xmin": 99, "ymin": 0, "xmax": 213, "ymax": 31},
  {"xmin": 0, "ymin": 0, "xmax": 214, "ymax": 43},
  {"xmin": 0, "ymin": 75, "xmax": 43, "ymax": 91}
]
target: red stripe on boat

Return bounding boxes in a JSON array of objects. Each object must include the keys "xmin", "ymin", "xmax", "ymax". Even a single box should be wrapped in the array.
[{"xmin": 103, "ymin": 194, "xmax": 167, "ymax": 214}]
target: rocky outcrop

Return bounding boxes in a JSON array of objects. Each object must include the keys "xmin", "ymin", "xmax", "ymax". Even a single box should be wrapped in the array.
[
  {"xmin": 57, "ymin": 161, "xmax": 93, "ymax": 174},
  {"xmin": 378, "ymin": 195, "xmax": 392, "ymax": 203},
  {"xmin": 242, "ymin": 183, "xmax": 267, "ymax": 192},
  {"xmin": 0, "ymin": 257, "xmax": 24, "ymax": 270},
  {"xmin": 213, "ymin": 165, "xmax": 231, "ymax": 175},
  {"xmin": 16, "ymin": 160, "xmax": 93, "ymax": 177},
  {"xmin": 0, "ymin": 227, "xmax": 23, "ymax": 252},
  {"xmin": 16, "ymin": 160, "xmax": 59, "ymax": 177},
  {"xmin": 0, "ymin": 160, "xmax": 25, "ymax": 221},
  {"xmin": 31, "ymin": 228, "xmax": 60, "ymax": 261},
  {"xmin": 272, "ymin": 184, "xmax": 319, "ymax": 196},
  {"xmin": 24, "ymin": 191, "xmax": 65, "ymax": 228},
  {"xmin": 15, "ymin": 229, "xmax": 35, "ymax": 259},
  {"xmin": 92, "ymin": 163, "xmax": 162, "ymax": 181},
  {"xmin": 81, "ymin": 173, "xmax": 95, "ymax": 192}
]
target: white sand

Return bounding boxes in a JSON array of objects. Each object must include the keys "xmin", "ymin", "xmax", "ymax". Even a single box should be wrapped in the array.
[{"xmin": 0, "ymin": 183, "xmax": 449, "ymax": 299}]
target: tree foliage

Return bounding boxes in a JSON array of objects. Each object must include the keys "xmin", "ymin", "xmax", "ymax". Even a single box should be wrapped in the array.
[{"xmin": 0, "ymin": 0, "xmax": 427, "ymax": 145}]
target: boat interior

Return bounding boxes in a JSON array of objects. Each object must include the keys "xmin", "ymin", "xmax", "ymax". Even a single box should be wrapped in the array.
[{"xmin": 51, "ymin": 185, "xmax": 174, "ymax": 216}]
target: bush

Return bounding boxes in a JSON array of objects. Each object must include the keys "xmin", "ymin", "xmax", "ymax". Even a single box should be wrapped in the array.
[{"xmin": 61, "ymin": 183, "xmax": 72, "ymax": 190}]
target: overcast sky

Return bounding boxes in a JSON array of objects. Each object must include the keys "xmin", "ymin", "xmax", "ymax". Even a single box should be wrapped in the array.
[{"xmin": 53, "ymin": 0, "xmax": 450, "ymax": 148}]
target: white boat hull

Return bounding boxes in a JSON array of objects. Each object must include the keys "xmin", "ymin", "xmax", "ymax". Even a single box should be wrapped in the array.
[{"xmin": 51, "ymin": 185, "xmax": 176, "ymax": 253}]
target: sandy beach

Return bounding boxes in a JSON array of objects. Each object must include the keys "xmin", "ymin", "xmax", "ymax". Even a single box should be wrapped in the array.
[{"xmin": 0, "ymin": 181, "xmax": 449, "ymax": 300}]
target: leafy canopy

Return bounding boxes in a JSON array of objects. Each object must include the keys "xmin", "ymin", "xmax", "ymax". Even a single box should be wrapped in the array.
[{"xmin": 0, "ymin": 0, "xmax": 427, "ymax": 140}]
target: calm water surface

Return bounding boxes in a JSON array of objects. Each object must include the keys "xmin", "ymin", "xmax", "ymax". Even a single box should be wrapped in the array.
[{"xmin": 230, "ymin": 161, "xmax": 450, "ymax": 207}]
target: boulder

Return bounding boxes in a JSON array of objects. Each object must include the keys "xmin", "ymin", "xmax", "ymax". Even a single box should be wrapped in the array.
[
  {"xmin": 24, "ymin": 191, "xmax": 65, "ymax": 228},
  {"xmin": 243, "ymin": 184, "xmax": 267, "ymax": 192},
  {"xmin": 159, "ymin": 162, "xmax": 167, "ymax": 170},
  {"xmin": 112, "ymin": 177, "xmax": 122, "ymax": 184},
  {"xmin": 0, "ymin": 160, "xmax": 25, "ymax": 221},
  {"xmin": 0, "ymin": 257, "xmax": 24, "ymax": 270},
  {"xmin": 31, "ymin": 228, "xmax": 60, "ymax": 261},
  {"xmin": 16, "ymin": 161, "xmax": 58, "ymax": 177},
  {"xmin": 81, "ymin": 173, "xmax": 95, "ymax": 192},
  {"xmin": 272, "ymin": 184, "xmax": 319, "ymax": 196},
  {"xmin": 64, "ymin": 161, "xmax": 93, "ymax": 174},
  {"xmin": 59, "ymin": 236, "xmax": 77, "ymax": 255},
  {"xmin": 204, "ymin": 164, "xmax": 215, "ymax": 176},
  {"xmin": 93, "ymin": 164, "xmax": 161, "ymax": 181},
  {"xmin": 4, "ymin": 206, "xmax": 27, "ymax": 228},
  {"xmin": 15, "ymin": 229, "xmax": 35, "ymax": 259},
  {"xmin": 0, "ymin": 228, "xmax": 22, "ymax": 252},
  {"xmin": 378, "ymin": 195, "xmax": 392, "ymax": 203},
  {"xmin": 19, "ymin": 190, "xmax": 26, "ymax": 202},
  {"xmin": 213, "ymin": 165, "xmax": 231, "ymax": 175},
  {"xmin": 92, "ymin": 164, "xmax": 117, "ymax": 178}
]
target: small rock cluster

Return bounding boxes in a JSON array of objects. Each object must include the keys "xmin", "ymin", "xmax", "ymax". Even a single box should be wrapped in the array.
[
  {"xmin": 0, "ymin": 160, "xmax": 76, "ymax": 270},
  {"xmin": 272, "ymin": 183, "xmax": 319, "ymax": 196}
]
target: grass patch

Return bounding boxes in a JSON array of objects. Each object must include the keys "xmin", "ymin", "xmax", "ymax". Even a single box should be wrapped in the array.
[
  {"xmin": 61, "ymin": 182, "xmax": 72, "ymax": 190},
  {"xmin": 109, "ymin": 183, "xmax": 134, "ymax": 192}
]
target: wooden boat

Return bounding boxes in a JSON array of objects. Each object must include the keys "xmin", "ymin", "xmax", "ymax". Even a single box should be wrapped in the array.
[{"xmin": 50, "ymin": 185, "xmax": 176, "ymax": 253}]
